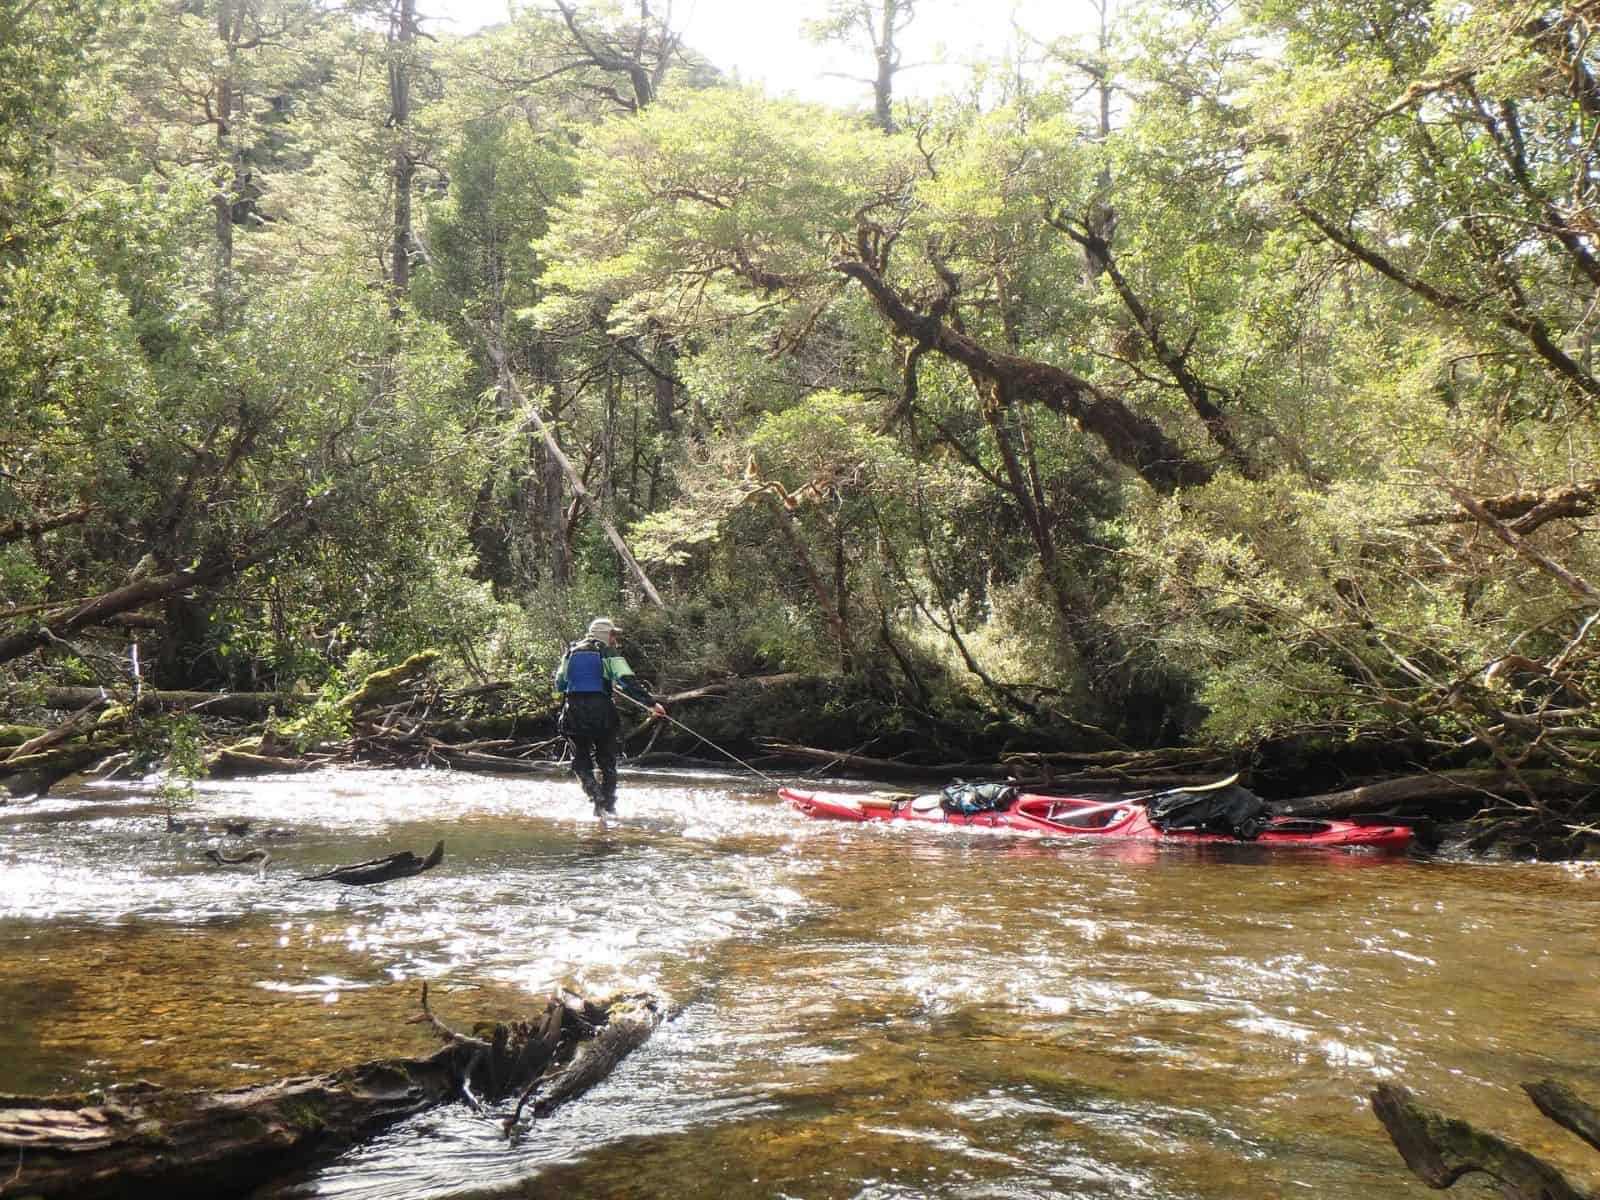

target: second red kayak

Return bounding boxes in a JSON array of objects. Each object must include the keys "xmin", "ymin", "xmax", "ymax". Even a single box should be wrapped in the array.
[{"xmin": 779, "ymin": 787, "xmax": 1414, "ymax": 852}]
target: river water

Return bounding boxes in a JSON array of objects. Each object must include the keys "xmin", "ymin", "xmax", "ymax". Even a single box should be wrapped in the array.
[{"xmin": 1, "ymin": 766, "xmax": 1597, "ymax": 1199}]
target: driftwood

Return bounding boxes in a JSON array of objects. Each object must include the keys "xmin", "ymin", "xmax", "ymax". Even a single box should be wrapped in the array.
[
  {"xmin": 0, "ymin": 985, "xmax": 662, "ymax": 1200},
  {"xmin": 300, "ymin": 840, "xmax": 444, "ymax": 885},
  {"xmin": 1372, "ymin": 1081, "xmax": 1600, "ymax": 1198},
  {"xmin": 508, "ymin": 994, "xmax": 660, "ymax": 1126}
]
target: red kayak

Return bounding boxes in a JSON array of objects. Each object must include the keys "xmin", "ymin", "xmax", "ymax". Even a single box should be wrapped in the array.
[{"xmin": 779, "ymin": 786, "xmax": 1415, "ymax": 852}]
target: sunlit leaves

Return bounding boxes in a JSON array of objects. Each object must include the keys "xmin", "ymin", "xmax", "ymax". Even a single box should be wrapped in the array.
[{"xmin": 534, "ymin": 88, "xmax": 901, "ymax": 334}]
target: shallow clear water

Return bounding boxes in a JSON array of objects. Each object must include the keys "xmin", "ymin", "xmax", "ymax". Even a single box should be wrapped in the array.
[{"xmin": 2, "ymin": 766, "xmax": 1598, "ymax": 1198}]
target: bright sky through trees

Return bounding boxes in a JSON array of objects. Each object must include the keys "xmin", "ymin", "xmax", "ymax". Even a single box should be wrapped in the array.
[{"xmin": 427, "ymin": 0, "xmax": 1092, "ymax": 106}]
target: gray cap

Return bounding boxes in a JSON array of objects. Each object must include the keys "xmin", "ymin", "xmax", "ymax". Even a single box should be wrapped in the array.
[{"xmin": 587, "ymin": 617, "xmax": 621, "ymax": 638}]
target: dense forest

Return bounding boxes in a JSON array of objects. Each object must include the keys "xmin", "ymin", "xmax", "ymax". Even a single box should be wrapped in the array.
[{"xmin": 3, "ymin": 0, "xmax": 1599, "ymax": 844}]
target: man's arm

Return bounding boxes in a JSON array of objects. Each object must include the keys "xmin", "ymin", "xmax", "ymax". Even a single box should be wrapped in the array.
[{"xmin": 604, "ymin": 653, "xmax": 665, "ymax": 715}]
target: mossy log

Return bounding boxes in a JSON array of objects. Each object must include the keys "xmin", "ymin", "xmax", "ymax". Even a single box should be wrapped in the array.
[
  {"xmin": 8, "ymin": 702, "xmax": 108, "ymax": 758},
  {"xmin": 1372, "ymin": 1081, "xmax": 1598, "ymax": 1198},
  {"xmin": 0, "ymin": 985, "xmax": 662, "ymax": 1200},
  {"xmin": 0, "ymin": 740, "xmax": 128, "ymax": 799},
  {"xmin": 340, "ymin": 650, "xmax": 441, "ymax": 714}
]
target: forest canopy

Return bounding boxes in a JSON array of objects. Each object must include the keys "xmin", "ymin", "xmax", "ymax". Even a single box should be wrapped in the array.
[{"xmin": 4, "ymin": 0, "xmax": 1600, "ymax": 795}]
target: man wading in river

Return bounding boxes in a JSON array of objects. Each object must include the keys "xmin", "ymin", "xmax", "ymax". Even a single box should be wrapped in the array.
[{"xmin": 554, "ymin": 618, "xmax": 666, "ymax": 818}]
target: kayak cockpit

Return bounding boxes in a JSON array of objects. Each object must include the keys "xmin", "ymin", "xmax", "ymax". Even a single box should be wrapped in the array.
[{"xmin": 1012, "ymin": 797, "xmax": 1133, "ymax": 831}]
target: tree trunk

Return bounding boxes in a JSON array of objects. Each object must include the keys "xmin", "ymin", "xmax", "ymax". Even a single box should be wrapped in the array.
[
  {"xmin": 388, "ymin": 0, "xmax": 415, "ymax": 305},
  {"xmin": 833, "ymin": 259, "xmax": 1212, "ymax": 494},
  {"xmin": 653, "ymin": 333, "xmax": 676, "ymax": 434},
  {"xmin": 1272, "ymin": 770, "xmax": 1597, "ymax": 818},
  {"xmin": 213, "ymin": 0, "xmax": 238, "ymax": 274},
  {"xmin": 484, "ymin": 336, "xmax": 665, "ymax": 608}
]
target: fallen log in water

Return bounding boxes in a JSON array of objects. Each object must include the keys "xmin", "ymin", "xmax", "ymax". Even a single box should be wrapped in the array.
[
  {"xmin": 38, "ymin": 686, "xmax": 310, "ymax": 720},
  {"xmin": 428, "ymin": 746, "xmax": 566, "ymax": 775},
  {"xmin": 1372, "ymin": 1080, "xmax": 1600, "ymax": 1199},
  {"xmin": 300, "ymin": 840, "xmax": 445, "ymax": 885},
  {"xmin": 1273, "ymin": 770, "xmax": 1600, "ymax": 818},
  {"xmin": 0, "ymin": 985, "xmax": 663, "ymax": 1200},
  {"xmin": 206, "ymin": 747, "xmax": 323, "ymax": 777},
  {"xmin": 0, "ymin": 740, "xmax": 128, "ymax": 799}
]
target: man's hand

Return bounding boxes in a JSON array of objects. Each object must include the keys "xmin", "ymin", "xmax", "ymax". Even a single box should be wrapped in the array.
[{"xmin": 650, "ymin": 703, "xmax": 667, "ymax": 718}]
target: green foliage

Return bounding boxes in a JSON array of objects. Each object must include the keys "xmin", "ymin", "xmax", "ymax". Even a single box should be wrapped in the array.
[
  {"xmin": 275, "ymin": 689, "xmax": 352, "ymax": 754},
  {"xmin": 0, "ymin": 0, "xmax": 119, "ymax": 239},
  {"xmin": 533, "ymin": 87, "xmax": 903, "ymax": 335},
  {"xmin": 6, "ymin": 0, "xmax": 1600, "ymax": 781},
  {"xmin": 136, "ymin": 710, "xmax": 206, "ymax": 829}
]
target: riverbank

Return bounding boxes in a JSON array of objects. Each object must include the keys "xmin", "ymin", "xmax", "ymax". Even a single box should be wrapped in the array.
[{"xmin": 6, "ymin": 650, "xmax": 1599, "ymax": 858}]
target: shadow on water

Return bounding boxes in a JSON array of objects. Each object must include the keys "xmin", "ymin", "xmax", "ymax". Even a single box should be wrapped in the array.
[{"xmin": 2, "ymin": 767, "xmax": 1598, "ymax": 1198}]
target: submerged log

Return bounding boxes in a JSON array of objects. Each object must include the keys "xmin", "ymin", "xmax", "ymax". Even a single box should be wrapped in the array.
[
  {"xmin": 0, "ymin": 985, "xmax": 663, "ymax": 1200},
  {"xmin": 1526, "ymin": 1079, "xmax": 1600, "ymax": 1153},
  {"xmin": 300, "ymin": 840, "xmax": 444, "ymax": 885},
  {"xmin": 1371, "ymin": 1082, "xmax": 1594, "ymax": 1199}
]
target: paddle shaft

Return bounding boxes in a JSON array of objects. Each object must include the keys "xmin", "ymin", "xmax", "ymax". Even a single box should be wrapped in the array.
[
  {"xmin": 1053, "ymin": 796, "xmax": 1147, "ymax": 823},
  {"xmin": 1039, "ymin": 774, "xmax": 1239, "ymax": 824}
]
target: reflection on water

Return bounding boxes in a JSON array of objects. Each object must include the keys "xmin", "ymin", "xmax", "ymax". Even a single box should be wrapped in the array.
[{"xmin": 2, "ymin": 767, "xmax": 1598, "ymax": 1199}]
